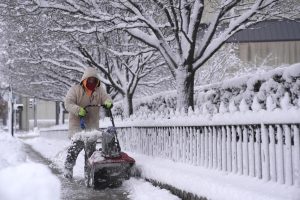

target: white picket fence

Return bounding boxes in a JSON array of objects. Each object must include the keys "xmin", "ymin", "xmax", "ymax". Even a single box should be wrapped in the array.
[{"xmin": 115, "ymin": 123, "xmax": 300, "ymax": 187}]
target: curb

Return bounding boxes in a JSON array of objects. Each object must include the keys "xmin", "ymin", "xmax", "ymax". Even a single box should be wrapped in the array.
[
  {"xmin": 145, "ymin": 178, "xmax": 207, "ymax": 200},
  {"xmin": 131, "ymin": 166, "xmax": 207, "ymax": 200}
]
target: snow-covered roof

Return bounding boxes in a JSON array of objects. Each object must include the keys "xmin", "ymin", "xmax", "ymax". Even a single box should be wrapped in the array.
[{"xmin": 227, "ymin": 19, "xmax": 300, "ymax": 43}]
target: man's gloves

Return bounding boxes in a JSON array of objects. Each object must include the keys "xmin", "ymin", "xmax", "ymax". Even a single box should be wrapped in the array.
[
  {"xmin": 78, "ymin": 107, "xmax": 86, "ymax": 117},
  {"xmin": 103, "ymin": 100, "xmax": 113, "ymax": 109},
  {"xmin": 78, "ymin": 100, "xmax": 112, "ymax": 117}
]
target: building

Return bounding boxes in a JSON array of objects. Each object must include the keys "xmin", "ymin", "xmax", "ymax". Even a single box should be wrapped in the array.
[
  {"xmin": 16, "ymin": 97, "xmax": 65, "ymax": 131},
  {"xmin": 227, "ymin": 19, "xmax": 300, "ymax": 67}
]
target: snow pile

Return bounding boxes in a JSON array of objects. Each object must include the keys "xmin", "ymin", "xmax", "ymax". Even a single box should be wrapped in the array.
[
  {"xmin": 113, "ymin": 63, "xmax": 300, "ymax": 117},
  {"xmin": 0, "ymin": 133, "xmax": 61, "ymax": 200},
  {"xmin": 124, "ymin": 179, "xmax": 180, "ymax": 200},
  {"xmin": 0, "ymin": 133, "xmax": 26, "ymax": 169},
  {"xmin": 132, "ymin": 153, "xmax": 300, "ymax": 200},
  {"xmin": 0, "ymin": 163, "xmax": 60, "ymax": 200},
  {"xmin": 71, "ymin": 129, "xmax": 102, "ymax": 142}
]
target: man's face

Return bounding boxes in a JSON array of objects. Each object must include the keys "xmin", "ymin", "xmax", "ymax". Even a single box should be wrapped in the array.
[{"xmin": 86, "ymin": 77, "xmax": 99, "ymax": 90}]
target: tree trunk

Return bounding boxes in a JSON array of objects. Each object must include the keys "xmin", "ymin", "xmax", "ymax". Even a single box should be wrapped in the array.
[
  {"xmin": 123, "ymin": 93, "xmax": 133, "ymax": 117},
  {"xmin": 176, "ymin": 68, "xmax": 195, "ymax": 112}
]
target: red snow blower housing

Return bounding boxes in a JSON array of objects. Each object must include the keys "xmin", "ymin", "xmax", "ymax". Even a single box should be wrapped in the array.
[{"xmin": 82, "ymin": 105, "xmax": 135, "ymax": 189}]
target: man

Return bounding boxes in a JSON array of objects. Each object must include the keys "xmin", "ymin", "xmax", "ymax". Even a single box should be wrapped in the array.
[{"xmin": 64, "ymin": 67, "xmax": 113, "ymax": 179}]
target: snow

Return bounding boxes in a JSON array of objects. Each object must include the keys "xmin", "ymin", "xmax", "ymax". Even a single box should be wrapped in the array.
[
  {"xmin": 0, "ymin": 133, "xmax": 60, "ymax": 200},
  {"xmin": 239, "ymin": 99, "xmax": 249, "ymax": 112},
  {"xmin": 252, "ymin": 96, "xmax": 262, "ymax": 111},
  {"xmin": 102, "ymin": 107, "xmax": 300, "ymax": 127},
  {"xmin": 124, "ymin": 179, "xmax": 180, "ymax": 200},
  {"xmin": 0, "ymin": 133, "xmax": 26, "ymax": 169},
  {"xmin": 6, "ymin": 124, "xmax": 298, "ymax": 200},
  {"xmin": 280, "ymin": 92, "xmax": 291, "ymax": 110},
  {"xmin": 219, "ymin": 101, "xmax": 228, "ymax": 113},
  {"xmin": 132, "ymin": 153, "xmax": 300, "ymax": 200},
  {"xmin": 229, "ymin": 99, "xmax": 238, "ymax": 113},
  {"xmin": 266, "ymin": 96, "xmax": 276, "ymax": 111},
  {"xmin": 282, "ymin": 63, "xmax": 300, "ymax": 80},
  {"xmin": 1, "ymin": 63, "xmax": 299, "ymax": 199},
  {"xmin": 39, "ymin": 123, "xmax": 68, "ymax": 131},
  {"xmin": 17, "ymin": 129, "xmax": 181, "ymax": 200},
  {"xmin": 0, "ymin": 163, "xmax": 60, "ymax": 200},
  {"xmin": 114, "ymin": 64, "xmax": 300, "ymax": 118}
]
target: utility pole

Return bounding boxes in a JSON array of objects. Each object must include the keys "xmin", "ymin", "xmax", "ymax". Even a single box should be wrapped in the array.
[
  {"xmin": 8, "ymin": 86, "xmax": 14, "ymax": 136},
  {"xmin": 7, "ymin": 57, "xmax": 14, "ymax": 136}
]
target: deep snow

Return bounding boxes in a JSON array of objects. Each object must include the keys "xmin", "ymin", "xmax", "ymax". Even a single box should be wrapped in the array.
[{"xmin": 0, "ymin": 132, "xmax": 61, "ymax": 200}]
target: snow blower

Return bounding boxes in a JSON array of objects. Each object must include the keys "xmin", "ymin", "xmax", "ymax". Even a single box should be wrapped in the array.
[{"xmin": 81, "ymin": 105, "xmax": 135, "ymax": 189}]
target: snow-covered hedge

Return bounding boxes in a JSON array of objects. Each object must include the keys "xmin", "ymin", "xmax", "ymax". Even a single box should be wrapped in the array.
[{"xmin": 113, "ymin": 63, "xmax": 300, "ymax": 117}]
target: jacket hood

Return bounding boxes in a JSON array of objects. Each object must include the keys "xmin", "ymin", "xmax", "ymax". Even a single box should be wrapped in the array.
[{"xmin": 80, "ymin": 67, "xmax": 100, "ymax": 83}]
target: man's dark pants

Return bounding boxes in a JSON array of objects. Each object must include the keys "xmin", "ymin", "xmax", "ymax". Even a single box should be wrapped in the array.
[{"xmin": 64, "ymin": 139, "xmax": 96, "ymax": 178}]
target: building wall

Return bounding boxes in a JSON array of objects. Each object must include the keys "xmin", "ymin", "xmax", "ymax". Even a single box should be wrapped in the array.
[
  {"xmin": 28, "ymin": 99, "xmax": 56, "ymax": 129},
  {"xmin": 20, "ymin": 97, "xmax": 29, "ymax": 131},
  {"xmin": 236, "ymin": 41, "xmax": 300, "ymax": 67}
]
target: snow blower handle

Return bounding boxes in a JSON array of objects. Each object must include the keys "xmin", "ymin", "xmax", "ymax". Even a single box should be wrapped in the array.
[
  {"xmin": 80, "ymin": 117, "xmax": 85, "ymax": 129},
  {"xmin": 79, "ymin": 104, "xmax": 113, "ymax": 129},
  {"xmin": 79, "ymin": 106, "xmax": 91, "ymax": 130},
  {"xmin": 98, "ymin": 105, "xmax": 115, "ymax": 127}
]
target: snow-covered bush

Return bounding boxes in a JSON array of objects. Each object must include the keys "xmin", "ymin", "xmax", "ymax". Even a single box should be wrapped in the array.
[
  {"xmin": 114, "ymin": 63, "xmax": 300, "ymax": 117},
  {"xmin": 113, "ymin": 92, "xmax": 177, "ymax": 117}
]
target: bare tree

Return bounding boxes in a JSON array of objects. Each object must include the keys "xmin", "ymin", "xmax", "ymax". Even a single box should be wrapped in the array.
[
  {"xmin": 195, "ymin": 43, "xmax": 242, "ymax": 85},
  {"xmin": 0, "ymin": 2, "xmax": 169, "ymax": 116},
  {"xmin": 0, "ymin": 3, "xmax": 80, "ymax": 101},
  {"xmin": 24, "ymin": 0, "xmax": 299, "ymax": 112},
  {"xmin": 72, "ymin": 31, "xmax": 166, "ymax": 116}
]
